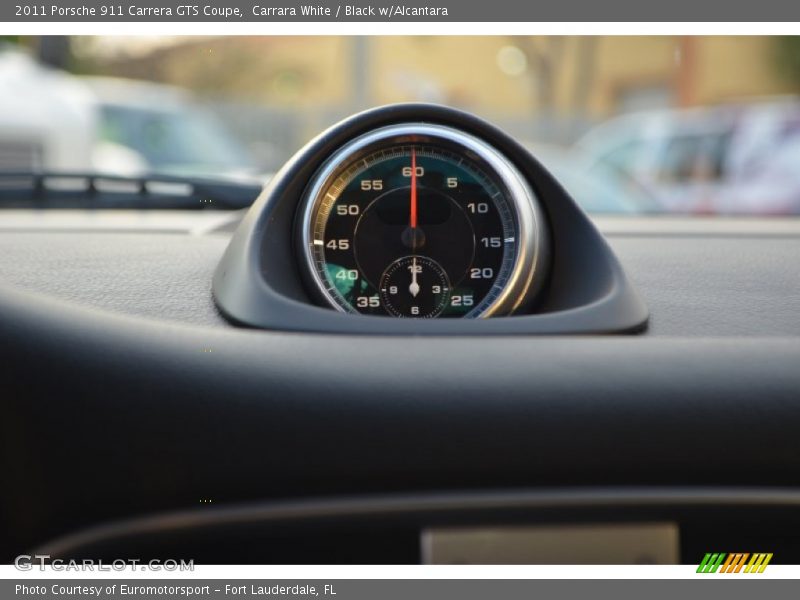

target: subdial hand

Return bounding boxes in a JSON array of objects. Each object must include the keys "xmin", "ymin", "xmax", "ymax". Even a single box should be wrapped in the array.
[{"xmin": 409, "ymin": 256, "xmax": 421, "ymax": 298}]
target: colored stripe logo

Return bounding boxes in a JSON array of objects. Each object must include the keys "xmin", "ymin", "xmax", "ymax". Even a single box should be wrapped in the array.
[{"xmin": 697, "ymin": 553, "xmax": 773, "ymax": 573}]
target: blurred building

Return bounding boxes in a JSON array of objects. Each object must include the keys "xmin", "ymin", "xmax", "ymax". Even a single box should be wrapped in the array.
[
  {"xmin": 90, "ymin": 36, "xmax": 795, "ymax": 111},
  {"xmin": 78, "ymin": 35, "xmax": 799, "ymax": 158}
]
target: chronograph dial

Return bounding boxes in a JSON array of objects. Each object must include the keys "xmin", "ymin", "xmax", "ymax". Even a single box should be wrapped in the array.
[{"xmin": 298, "ymin": 123, "xmax": 547, "ymax": 318}]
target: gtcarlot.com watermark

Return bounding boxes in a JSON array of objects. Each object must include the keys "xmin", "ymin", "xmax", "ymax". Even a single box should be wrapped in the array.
[{"xmin": 15, "ymin": 554, "xmax": 194, "ymax": 572}]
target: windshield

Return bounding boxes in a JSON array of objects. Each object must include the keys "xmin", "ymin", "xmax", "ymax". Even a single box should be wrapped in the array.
[{"xmin": 2, "ymin": 35, "xmax": 799, "ymax": 215}]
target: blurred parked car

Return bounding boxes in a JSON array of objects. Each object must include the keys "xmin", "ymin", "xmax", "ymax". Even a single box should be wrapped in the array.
[
  {"xmin": 0, "ymin": 46, "xmax": 259, "ymax": 180},
  {"xmin": 84, "ymin": 77, "xmax": 258, "ymax": 179},
  {"xmin": 577, "ymin": 100, "xmax": 800, "ymax": 215},
  {"xmin": 0, "ymin": 46, "xmax": 96, "ymax": 172},
  {"xmin": 525, "ymin": 142, "xmax": 658, "ymax": 214}
]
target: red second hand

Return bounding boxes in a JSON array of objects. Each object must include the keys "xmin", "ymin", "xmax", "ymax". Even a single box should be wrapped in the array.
[{"xmin": 410, "ymin": 147, "xmax": 418, "ymax": 229}]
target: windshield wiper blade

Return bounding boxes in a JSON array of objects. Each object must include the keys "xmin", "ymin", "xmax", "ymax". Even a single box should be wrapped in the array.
[{"xmin": 0, "ymin": 172, "xmax": 264, "ymax": 209}]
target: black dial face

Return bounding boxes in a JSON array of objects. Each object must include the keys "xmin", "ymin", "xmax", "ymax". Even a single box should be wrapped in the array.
[
  {"xmin": 379, "ymin": 256, "xmax": 451, "ymax": 318},
  {"xmin": 300, "ymin": 125, "xmax": 541, "ymax": 318}
]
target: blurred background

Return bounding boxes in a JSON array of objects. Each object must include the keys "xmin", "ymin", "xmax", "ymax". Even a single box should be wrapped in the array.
[{"xmin": 2, "ymin": 35, "xmax": 800, "ymax": 215}]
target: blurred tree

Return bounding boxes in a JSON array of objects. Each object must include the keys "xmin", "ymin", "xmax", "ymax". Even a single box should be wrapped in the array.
[
  {"xmin": 1, "ymin": 35, "xmax": 77, "ymax": 70},
  {"xmin": 775, "ymin": 36, "xmax": 800, "ymax": 88},
  {"xmin": 507, "ymin": 36, "xmax": 563, "ymax": 142},
  {"xmin": 512, "ymin": 36, "xmax": 564, "ymax": 114},
  {"xmin": 34, "ymin": 36, "xmax": 72, "ymax": 69}
]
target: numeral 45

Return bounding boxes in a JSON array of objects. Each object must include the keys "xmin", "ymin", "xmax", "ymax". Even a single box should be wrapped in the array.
[{"xmin": 326, "ymin": 239, "xmax": 350, "ymax": 250}]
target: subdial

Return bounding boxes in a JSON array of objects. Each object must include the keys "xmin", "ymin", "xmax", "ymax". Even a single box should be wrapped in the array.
[{"xmin": 379, "ymin": 256, "xmax": 451, "ymax": 318}]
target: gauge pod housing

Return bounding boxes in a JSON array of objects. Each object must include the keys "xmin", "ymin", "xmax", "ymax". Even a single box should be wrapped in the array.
[{"xmin": 212, "ymin": 103, "xmax": 648, "ymax": 334}]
